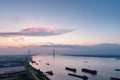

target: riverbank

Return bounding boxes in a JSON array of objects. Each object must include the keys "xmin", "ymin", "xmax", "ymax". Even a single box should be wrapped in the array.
[{"xmin": 25, "ymin": 61, "xmax": 50, "ymax": 80}]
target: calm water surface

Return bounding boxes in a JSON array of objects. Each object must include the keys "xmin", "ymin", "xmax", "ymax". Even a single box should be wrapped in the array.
[{"xmin": 30, "ymin": 55, "xmax": 120, "ymax": 80}]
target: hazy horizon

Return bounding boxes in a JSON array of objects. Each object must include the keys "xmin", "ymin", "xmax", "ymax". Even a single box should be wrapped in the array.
[{"xmin": 0, "ymin": 43, "xmax": 120, "ymax": 56}]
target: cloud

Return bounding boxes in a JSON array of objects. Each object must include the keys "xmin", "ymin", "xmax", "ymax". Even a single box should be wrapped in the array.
[
  {"xmin": 0, "ymin": 43, "xmax": 120, "ymax": 56},
  {"xmin": 12, "ymin": 37, "xmax": 25, "ymax": 42},
  {"xmin": 41, "ymin": 44, "xmax": 80, "ymax": 48},
  {"xmin": 40, "ymin": 43, "xmax": 120, "ymax": 55},
  {"xmin": 0, "ymin": 27, "xmax": 73, "ymax": 37}
]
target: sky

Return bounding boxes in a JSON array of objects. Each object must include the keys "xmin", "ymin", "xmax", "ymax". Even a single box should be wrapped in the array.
[{"xmin": 0, "ymin": 0, "xmax": 120, "ymax": 55}]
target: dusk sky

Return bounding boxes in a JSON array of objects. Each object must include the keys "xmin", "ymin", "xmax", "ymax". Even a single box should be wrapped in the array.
[{"xmin": 0, "ymin": 0, "xmax": 120, "ymax": 55}]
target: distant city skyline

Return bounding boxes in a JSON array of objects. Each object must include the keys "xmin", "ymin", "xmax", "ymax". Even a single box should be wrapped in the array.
[{"xmin": 0, "ymin": 0, "xmax": 120, "ymax": 55}]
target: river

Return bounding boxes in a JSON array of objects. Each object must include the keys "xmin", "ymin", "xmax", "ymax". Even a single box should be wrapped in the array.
[{"xmin": 30, "ymin": 55, "xmax": 120, "ymax": 80}]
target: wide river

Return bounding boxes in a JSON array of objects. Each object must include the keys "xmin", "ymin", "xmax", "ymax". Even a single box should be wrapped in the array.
[{"xmin": 30, "ymin": 55, "xmax": 120, "ymax": 80}]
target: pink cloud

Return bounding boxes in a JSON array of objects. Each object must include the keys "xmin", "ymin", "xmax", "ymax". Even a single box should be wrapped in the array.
[{"xmin": 0, "ymin": 27, "xmax": 73, "ymax": 37}]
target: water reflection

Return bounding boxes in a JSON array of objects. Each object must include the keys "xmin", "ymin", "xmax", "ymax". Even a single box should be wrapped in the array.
[{"xmin": 30, "ymin": 55, "xmax": 120, "ymax": 80}]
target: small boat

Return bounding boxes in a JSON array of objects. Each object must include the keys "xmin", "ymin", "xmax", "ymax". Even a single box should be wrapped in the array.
[
  {"xmin": 68, "ymin": 73, "xmax": 88, "ymax": 80},
  {"xmin": 46, "ymin": 63, "xmax": 50, "ymax": 65},
  {"xmin": 84, "ymin": 61, "xmax": 88, "ymax": 63},
  {"xmin": 65, "ymin": 67, "xmax": 76, "ymax": 73},
  {"xmin": 81, "ymin": 68, "xmax": 97, "ymax": 75},
  {"xmin": 46, "ymin": 71, "xmax": 54, "ymax": 76},
  {"xmin": 36, "ymin": 63, "xmax": 38, "ymax": 65},
  {"xmin": 111, "ymin": 77, "xmax": 120, "ymax": 80}
]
